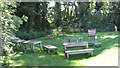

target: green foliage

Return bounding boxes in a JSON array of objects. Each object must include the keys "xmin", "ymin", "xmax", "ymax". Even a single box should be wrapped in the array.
[
  {"xmin": 15, "ymin": 30, "xmax": 52, "ymax": 40},
  {"xmin": 15, "ymin": 2, "xmax": 50, "ymax": 32},
  {"xmin": 15, "ymin": 2, "xmax": 119, "ymax": 36},
  {"xmin": 0, "ymin": 2, "xmax": 28, "ymax": 66}
]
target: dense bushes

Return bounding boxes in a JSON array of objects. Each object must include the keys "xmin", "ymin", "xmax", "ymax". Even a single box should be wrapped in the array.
[{"xmin": 15, "ymin": 30, "xmax": 52, "ymax": 40}]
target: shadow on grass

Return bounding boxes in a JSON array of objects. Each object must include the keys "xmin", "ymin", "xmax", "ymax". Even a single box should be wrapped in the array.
[{"xmin": 10, "ymin": 32, "xmax": 118, "ymax": 66}]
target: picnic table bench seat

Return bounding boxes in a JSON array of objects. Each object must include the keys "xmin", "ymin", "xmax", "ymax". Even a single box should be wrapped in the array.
[
  {"xmin": 43, "ymin": 45, "xmax": 57, "ymax": 55},
  {"xmin": 63, "ymin": 42, "xmax": 89, "ymax": 50},
  {"xmin": 85, "ymin": 41, "xmax": 101, "ymax": 47},
  {"xmin": 65, "ymin": 49, "xmax": 94, "ymax": 59},
  {"xmin": 64, "ymin": 37, "xmax": 83, "ymax": 42}
]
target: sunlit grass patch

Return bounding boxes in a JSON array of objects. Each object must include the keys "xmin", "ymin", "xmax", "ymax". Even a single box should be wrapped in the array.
[{"xmin": 85, "ymin": 47, "xmax": 118, "ymax": 66}]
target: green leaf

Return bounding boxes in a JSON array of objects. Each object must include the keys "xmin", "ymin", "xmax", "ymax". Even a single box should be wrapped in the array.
[
  {"xmin": 19, "ymin": 20, "xmax": 23, "ymax": 24},
  {"xmin": 22, "ymin": 15, "xmax": 28, "ymax": 22}
]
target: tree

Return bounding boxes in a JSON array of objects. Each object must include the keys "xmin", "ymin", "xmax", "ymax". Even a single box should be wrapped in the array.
[{"xmin": 0, "ymin": 2, "xmax": 28, "ymax": 66}]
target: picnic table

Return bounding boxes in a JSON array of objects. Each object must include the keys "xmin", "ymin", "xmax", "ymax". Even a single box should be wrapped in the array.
[
  {"xmin": 64, "ymin": 37, "xmax": 83, "ymax": 43},
  {"xmin": 63, "ymin": 41, "xmax": 88, "ymax": 51},
  {"xmin": 87, "ymin": 41, "xmax": 101, "ymax": 47},
  {"xmin": 63, "ymin": 41, "xmax": 94, "ymax": 59},
  {"xmin": 12, "ymin": 40, "xmax": 25, "ymax": 49},
  {"xmin": 65, "ymin": 49, "xmax": 94, "ymax": 59},
  {"xmin": 22, "ymin": 41, "xmax": 42, "ymax": 52}
]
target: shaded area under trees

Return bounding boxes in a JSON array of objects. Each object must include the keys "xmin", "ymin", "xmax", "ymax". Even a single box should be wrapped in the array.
[{"xmin": 14, "ymin": 2, "xmax": 120, "ymax": 40}]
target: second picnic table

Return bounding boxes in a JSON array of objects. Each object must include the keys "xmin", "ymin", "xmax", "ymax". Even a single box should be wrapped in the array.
[
  {"xmin": 22, "ymin": 40, "xmax": 42, "ymax": 52},
  {"xmin": 64, "ymin": 37, "xmax": 83, "ymax": 43}
]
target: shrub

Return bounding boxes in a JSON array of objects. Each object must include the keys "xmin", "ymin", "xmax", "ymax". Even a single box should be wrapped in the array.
[{"xmin": 15, "ymin": 30, "xmax": 52, "ymax": 40}]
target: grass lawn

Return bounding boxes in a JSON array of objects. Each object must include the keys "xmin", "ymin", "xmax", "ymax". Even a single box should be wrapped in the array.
[{"xmin": 0, "ymin": 32, "xmax": 118, "ymax": 66}]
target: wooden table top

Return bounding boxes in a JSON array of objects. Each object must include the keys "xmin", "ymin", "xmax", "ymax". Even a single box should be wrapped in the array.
[
  {"xmin": 63, "ymin": 41, "xmax": 88, "ymax": 46},
  {"xmin": 12, "ymin": 40, "xmax": 25, "ymax": 43},
  {"xmin": 23, "ymin": 40, "xmax": 42, "ymax": 44},
  {"xmin": 44, "ymin": 45, "xmax": 57, "ymax": 49},
  {"xmin": 64, "ymin": 37, "xmax": 83, "ymax": 39}
]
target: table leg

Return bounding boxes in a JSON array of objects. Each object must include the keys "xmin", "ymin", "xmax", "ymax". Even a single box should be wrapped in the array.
[
  {"xmin": 16, "ymin": 43, "xmax": 18, "ymax": 49},
  {"xmin": 30, "ymin": 43, "xmax": 32, "ymax": 49},
  {"xmin": 20, "ymin": 42, "xmax": 22, "ymax": 48},
  {"xmin": 77, "ymin": 39, "xmax": 79, "ymax": 42},
  {"xmin": 68, "ymin": 39, "xmax": 70, "ymax": 42},
  {"xmin": 25, "ymin": 44, "xmax": 27, "ymax": 49},
  {"xmin": 43, "ymin": 47, "xmax": 46, "ymax": 51},
  {"xmin": 67, "ymin": 54, "xmax": 69, "ymax": 59},
  {"xmin": 22, "ymin": 43, "xmax": 25, "ymax": 51},
  {"xmin": 64, "ymin": 39, "xmax": 66, "ymax": 43},
  {"xmin": 86, "ymin": 44, "xmax": 88, "ymax": 49},
  {"xmin": 40, "ymin": 43, "xmax": 42, "ymax": 51},
  {"xmin": 64, "ymin": 46, "xmax": 67, "ymax": 51},
  {"xmin": 90, "ymin": 51, "xmax": 93, "ymax": 56},
  {"xmin": 32, "ymin": 44, "xmax": 35, "ymax": 52},
  {"xmin": 48, "ymin": 49, "xmax": 50, "ymax": 55},
  {"xmin": 55, "ymin": 49, "xmax": 57, "ymax": 54}
]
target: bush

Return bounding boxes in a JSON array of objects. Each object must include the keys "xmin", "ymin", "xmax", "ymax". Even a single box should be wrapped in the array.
[{"xmin": 15, "ymin": 30, "xmax": 52, "ymax": 40}]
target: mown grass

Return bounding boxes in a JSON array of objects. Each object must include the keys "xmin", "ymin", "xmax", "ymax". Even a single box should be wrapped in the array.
[{"xmin": 0, "ymin": 31, "xmax": 118, "ymax": 66}]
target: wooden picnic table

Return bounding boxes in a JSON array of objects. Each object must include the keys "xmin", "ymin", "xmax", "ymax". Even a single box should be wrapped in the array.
[
  {"xmin": 64, "ymin": 37, "xmax": 83, "ymax": 43},
  {"xmin": 86, "ymin": 41, "xmax": 101, "ymax": 47},
  {"xmin": 22, "ymin": 40, "xmax": 42, "ymax": 53},
  {"xmin": 65, "ymin": 49, "xmax": 94, "ymax": 59},
  {"xmin": 12, "ymin": 40, "xmax": 25, "ymax": 49},
  {"xmin": 63, "ymin": 41, "xmax": 88, "ymax": 51}
]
